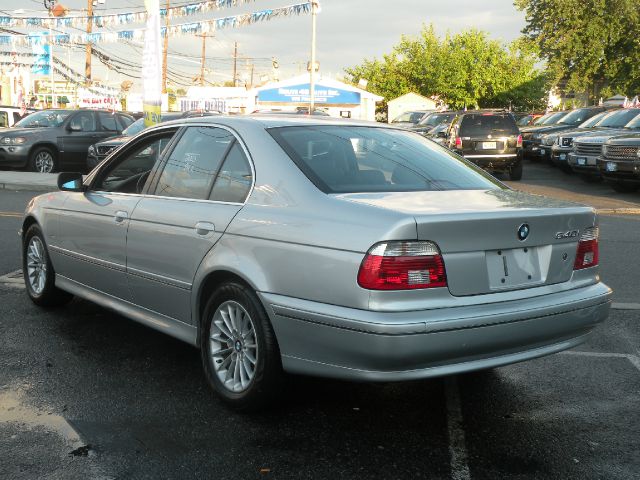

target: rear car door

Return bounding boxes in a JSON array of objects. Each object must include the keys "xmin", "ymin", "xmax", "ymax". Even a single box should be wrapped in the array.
[
  {"xmin": 61, "ymin": 111, "xmax": 101, "ymax": 168},
  {"xmin": 54, "ymin": 128, "xmax": 178, "ymax": 300},
  {"xmin": 126, "ymin": 125, "xmax": 253, "ymax": 324}
]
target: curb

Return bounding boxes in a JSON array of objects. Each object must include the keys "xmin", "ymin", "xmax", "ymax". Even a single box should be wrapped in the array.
[
  {"xmin": 0, "ymin": 182, "xmax": 56, "ymax": 192},
  {"xmin": 596, "ymin": 208, "xmax": 640, "ymax": 215}
]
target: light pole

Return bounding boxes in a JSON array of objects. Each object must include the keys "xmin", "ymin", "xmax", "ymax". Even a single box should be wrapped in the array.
[{"xmin": 309, "ymin": 0, "xmax": 319, "ymax": 114}]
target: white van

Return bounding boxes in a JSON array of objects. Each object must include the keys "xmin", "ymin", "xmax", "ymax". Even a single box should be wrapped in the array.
[{"xmin": 0, "ymin": 105, "xmax": 36, "ymax": 128}]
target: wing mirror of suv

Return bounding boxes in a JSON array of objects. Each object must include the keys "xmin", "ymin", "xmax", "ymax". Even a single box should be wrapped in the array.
[
  {"xmin": 67, "ymin": 124, "xmax": 82, "ymax": 132},
  {"xmin": 436, "ymin": 131, "xmax": 448, "ymax": 138},
  {"xmin": 57, "ymin": 172, "xmax": 86, "ymax": 192}
]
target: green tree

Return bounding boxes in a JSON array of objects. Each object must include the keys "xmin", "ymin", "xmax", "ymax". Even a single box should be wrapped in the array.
[
  {"xmin": 515, "ymin": 0, "xmax": 640, "ymax": 99},
  {"xmin": 344, "ymin": 25, "xmax": 548, "ymax": 112}
]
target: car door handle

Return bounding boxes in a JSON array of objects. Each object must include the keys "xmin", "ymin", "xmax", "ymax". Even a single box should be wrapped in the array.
[
  {"xmin": 195, "ymin": 222, "xmax": 215, "ymax": 235},
  {"xmin": 114, "ymin": 210, "xmax": 128, "ymax": 223}
]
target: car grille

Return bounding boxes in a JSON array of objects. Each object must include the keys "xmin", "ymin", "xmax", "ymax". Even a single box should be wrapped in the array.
[
  {"xmin": 575, "ymin": 142, "xmax": 602, "ymax": 156},
  {"xmin": 560, "ymin": 137, "xmax": 573, "ymax": 147},
  {"xmin": 96, "ymin": 145, "xmax": 116, "ymax": 156},
  {"xmin": 604, "ymin": 145, "xmax": 639, "ymax": 160}
]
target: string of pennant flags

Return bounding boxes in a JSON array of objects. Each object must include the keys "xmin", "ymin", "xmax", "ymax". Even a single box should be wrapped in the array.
[
  {"xmin": 0, "ymin": 2, "xmax": 311, "ymax": 47},
  {"xmin": 0, "ymin": 0, "xmax": 255, "ymax": 29}
]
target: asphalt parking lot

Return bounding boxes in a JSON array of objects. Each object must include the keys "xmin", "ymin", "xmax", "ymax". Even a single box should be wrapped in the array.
[{"xmin": 0, "ymin": 159, "xmax": 638, "ymax": 480}]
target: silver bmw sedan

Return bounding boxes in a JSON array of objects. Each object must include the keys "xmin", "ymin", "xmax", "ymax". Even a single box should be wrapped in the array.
[{"xmin": 21, "ymin": 115, "xmax": 611, "ymax": 410}]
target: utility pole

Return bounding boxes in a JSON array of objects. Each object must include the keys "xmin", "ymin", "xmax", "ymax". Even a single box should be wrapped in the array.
[
  {"xmin": 232, "ymin": 42, "xmax": 238, "ymax": 87},
  {"xmin": 85, "ymin": 0, "xmax": 93, "ymax": 85},
  {"xmin": 309, "ymin": 0, "xmax": 319, "ymax": 113},
  {"xmin": 195, "ymin": 33, "xmax": 214, "ymax": 86},
  {"xmin": 161, "ymin": 0, "xmax": 170, "ymax": 93}
]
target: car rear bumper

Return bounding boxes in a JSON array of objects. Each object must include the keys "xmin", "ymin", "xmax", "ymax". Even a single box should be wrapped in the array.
[{"xmin": 260, "ymin": 282, "xmax": 611, "ymax": 381}]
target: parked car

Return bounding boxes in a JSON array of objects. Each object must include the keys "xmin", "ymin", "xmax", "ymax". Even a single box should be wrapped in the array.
[
  {"xmin": 0, "ymin": 109, "xmax": 134, "ymax": 173},
  {"xmin": 550, "ymin": 111, "xmax": 612, "ymax": 171},
  {"xmin": 410, "ymin": 111, "xmax": 458, "ymax": 135},
  {"xmin": 515, "ymin": 112, "xmax": 544, "ymax": 127},
  {"xmin": 390, "ymin": 110, "xmax": 434, "ymax": 127},
  {"xmin": 525, "ymin": 107, "xmax": 608, "ymax": 162},
  {"xmin": 0, "ymin": 105, "xmax": 37, "ymax": 128},
  {"xmin": 22, "ymin": 115, "xmax": 610, "ymax": 410},
  {"xmin": 597, "ymin": 133, "xmax": 640, "ymax": 192},
  {"xmin": 447, "ymin": 111, "xmax": 523, "ymax": 180},
  {"xmin": 520, "ymin": 111, "xmax": 571, "ymax": 158},
  {"xmin": 568, "ymin": 108, "xmax": 640, "ymax": 180},
  {"xmin": 86, "ymin": 110, "xmax": 223, "ymax": 169}
]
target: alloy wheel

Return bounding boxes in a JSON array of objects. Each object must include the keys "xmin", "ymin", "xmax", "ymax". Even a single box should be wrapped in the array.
[
  {"xmin": 34, "ymin": 151, "xmax": 54, "ymax": 173},
  {"xmin": 209, "ymin": 300, "xmax": 258, "ymax": 393},
  {"xmin": 26, "ymin": 236, "xmax": 47, "ymax": 294}
]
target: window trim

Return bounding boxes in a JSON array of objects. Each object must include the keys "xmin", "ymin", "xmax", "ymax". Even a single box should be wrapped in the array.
[{"xmin": 147, "ymin": 123, "xmax": 255, "ymax": 205}]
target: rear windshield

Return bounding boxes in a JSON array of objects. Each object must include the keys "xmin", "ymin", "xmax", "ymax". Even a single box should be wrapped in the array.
[
  {"xmin": 459, "ymin": 114, "xmax": 518, "ymax": 136},
  {"xmin": 596, "ymin": 108, "xmax": 640, "ymax": 128},
  {"xmin": 269, "ymin": 126, "xmax": 503, "ymax": 194},
  {"xmin": 557, "ymin": 108, "xmax": 600, "ymax": 125}
]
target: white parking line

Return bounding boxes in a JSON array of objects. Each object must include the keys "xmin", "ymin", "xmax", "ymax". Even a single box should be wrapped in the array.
[
  {"xmin": 559, "ymin": 350, "xmax": 640, "ymax": 373},
  {"xmin": 444, "ymin": 377, "xmax": 471, "ymax": 480}
]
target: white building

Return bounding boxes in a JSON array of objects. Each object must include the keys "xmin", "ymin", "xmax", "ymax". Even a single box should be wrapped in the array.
[{"xmin": 387, "ymin": 92, "xmax": 437, "ymax": 123}]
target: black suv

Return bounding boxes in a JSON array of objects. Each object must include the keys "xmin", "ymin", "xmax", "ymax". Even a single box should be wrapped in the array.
[
  {"xmin": 0, "ymin": 109, "xmax": 134, "ymax": 172},
  {"xmin": 447, "ymin": 111, "xmax": 523, "ymax": 180},
  {"xmin": 597, "ymin": 133, "xmax": 640, "ymax": 192}
]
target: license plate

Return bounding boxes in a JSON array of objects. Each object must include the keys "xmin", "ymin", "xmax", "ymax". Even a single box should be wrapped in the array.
[
  {"xmin": 577, "ymin": 157, "xmax": 586, "ymax": 165},
  {"xmin": 559, "ymin": 153, "xmax": 566, "ymax": 160},
  {"xmin": 606, "ymin": 162, "xmax": 617, "ymax": 172},
  {"xmin": 486, "ymin": 247, "xmax": 546, "ymax": 290},
  {"xmin": 482, "ymin": 142, "xmax": 497, "ymax": 149}
]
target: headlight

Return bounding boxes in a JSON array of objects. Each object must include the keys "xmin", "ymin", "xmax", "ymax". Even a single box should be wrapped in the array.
[
  {"xmin": 637, "ymin": 148, "xmax": 640, "ymax": 158},
  {"xmin": 87, "ymin": 145, "xmax": 95, "ymax": 155},
  {"xmin": 532, "ymin": 133, "xmax": 542, "ymax": 140},
  {"xmin": 544, "ymin": 135, "xmax": 557, "ymax": 146},
  {"xmin": 0, "ymin": 136, "xmax": 27, "ymax": 145}
]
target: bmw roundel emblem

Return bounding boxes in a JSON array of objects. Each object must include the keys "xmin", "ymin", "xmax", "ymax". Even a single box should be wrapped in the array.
[{"xmin": 517, "ymin": 223, "xmax": 530, "ymax": 241}]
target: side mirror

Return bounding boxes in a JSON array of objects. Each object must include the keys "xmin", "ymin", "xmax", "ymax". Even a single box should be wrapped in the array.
[
  {"xmin": 67, "ymin": 123, "xmax": 82, "ymax": 132},
  {"xmin": 57, "ymin": 172, "xmax": 86, "ymax": 192},
  {"xmin": 436, "ymin": 131, "xmax": 448, "ymax": 138}
]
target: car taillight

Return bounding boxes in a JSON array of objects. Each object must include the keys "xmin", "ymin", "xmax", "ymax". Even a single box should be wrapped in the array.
[
  {"xmin": 357, "ymin": 241, "xmax": 447, "ymax": 290},
  {"xmin": 455, "ymin": 136, "xmax": 462, "ymax": 148},
  {"xmin": 516, "ymin": 134, "xmax": 523, "ymax": 148},
  {"xmin": 573, "ymin": 227, "xmax": 599, "ymax": 270}
]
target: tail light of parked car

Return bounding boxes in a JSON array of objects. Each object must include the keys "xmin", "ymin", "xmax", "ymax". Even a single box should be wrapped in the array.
[
  {"xmin": 516, "ymin": 134, "xmax": 523, "ymax": 148},
  {"xmin": 573, "ymin": 227, "xmax": 599, "ymax": 270},
  {"xmin": 358, "ymin": 241, "xmax": 447, "ymax": 290},
  {"xmin": 455, "ymin": 136, "xmax": 462, "ymax": 148}
]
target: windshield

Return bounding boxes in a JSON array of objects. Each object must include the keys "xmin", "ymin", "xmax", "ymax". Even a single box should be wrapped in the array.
[
  {"xmin": 417, "ymin": 112, "xmax": 455, "ymax": 127},
  {"xmin": 622, "ymin": 114, "xmax": 640, "ymax": 129},
  {"xmin": 539, "ymin": 112, "xmax": 567, "ymax": 125},
  {"xmin": 533, "ymin": 113, "xmax": 554, "ymax": 125},
  {"xmin": 269, "ymin": 126, "xmax": 503, "ymax": 194},
  {"xmin": 578, "ymin": 111, "xmax": 608, "ymax": 128},
  {"xmin": 516, "ymin": 115, "xmax": 533, "ymax": 126},
  {"xmin": 392, "ymin": 111, "xmax": 426, "ymax": 123},
  {"xmin": 122, "ymin": 118, "xmax": 145, "ymax": 136},
  {"xmin": 558, "ymin": 108, "xmax": 599, "ymax": 125},
  {"xmin": 14, "ymin": 110, "xmax": 71, "ymax": 128},
  {"xmin": 596, "ymin": 109, "xmax": 640, "ymax": 128}
]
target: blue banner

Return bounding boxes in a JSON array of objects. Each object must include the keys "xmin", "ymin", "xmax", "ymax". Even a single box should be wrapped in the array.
[{"xmin": 258, "ymin": 83, "xmax": 361, "ymax": 104}]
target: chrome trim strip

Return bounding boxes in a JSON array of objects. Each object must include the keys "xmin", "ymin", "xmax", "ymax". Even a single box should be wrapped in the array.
[
  {"xmin": 55, "ymin": 274, "xmax": 198, "ymax": 346},
  {"xmin": 127, "ymin": 266, "xmax": 192, "ymax": 290},
  {"xmin": 50, "ymin": 245, "xmax": 126, "ymax": 272}
]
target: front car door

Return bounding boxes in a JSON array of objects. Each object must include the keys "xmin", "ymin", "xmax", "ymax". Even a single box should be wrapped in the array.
[
  {"xmin": 126, "ymin": 125, "xmax": 254, "ymax": 324},
  {"xmin": 53, "ymin": 127, "xmax": 179, "ymax": 300}
]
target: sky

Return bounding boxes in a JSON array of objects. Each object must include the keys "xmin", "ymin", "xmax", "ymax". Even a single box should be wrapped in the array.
[{"xmin": 0, "ymin": 0, "xmax": 526, "ymax": 92}]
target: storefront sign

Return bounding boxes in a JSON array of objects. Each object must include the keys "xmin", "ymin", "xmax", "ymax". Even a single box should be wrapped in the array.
[{"xmin": 258, "ymin": 83, "xmax": 360, "ymax": 104}]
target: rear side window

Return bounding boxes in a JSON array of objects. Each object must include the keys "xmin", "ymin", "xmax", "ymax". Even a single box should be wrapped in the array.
[
  {"xmin": 98, "ymin": 112, "xmax": 119, "ymax": 132},
  {"xmin": 155, "ymin": 126, "xmax": 233, "ymax": 199},
  {"xmin": 459, "ymin": 114, "xmax": 518, "ymax": 136},
  {"xmin": 209, "ymin": 143, "xmax": 252, "ymax": 203},
  {"xmin": 269, "ymin": 126, "xmax": 503, "ymax": 194}
]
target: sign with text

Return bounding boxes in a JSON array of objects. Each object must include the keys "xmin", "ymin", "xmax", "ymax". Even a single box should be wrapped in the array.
[{"xmin": 258, "ymin": 84, "xmax": 361, "ymax": 104}]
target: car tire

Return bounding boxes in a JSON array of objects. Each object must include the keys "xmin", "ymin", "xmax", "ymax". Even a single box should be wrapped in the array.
[
  {"xmin": 509, "ymin": 162, "xmax": 523, "ymax": 181},
  {"xmin": 22, "ymin": 224, "xmax": 73, "ymax": 307},
  {"xmin": 28, "ymin": 147, "xmax": 57, "ymax": 173},
  {"xmin": 610, "ymin": 182, "xmax": 639, "ymax": 193},
  {"xmin": 200, "ymin": 281, "xmax": 283, "ymax": 411}
]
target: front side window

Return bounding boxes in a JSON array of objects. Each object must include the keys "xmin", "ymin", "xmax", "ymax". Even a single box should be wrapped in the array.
[
  {"xmin": 69, "ymin": 112, "xmax": 97, "ymax": 132},
  {"xmin": 270, "ymin": 126, "xmax": 503, "ymax": 194},
  {"xmin": 98, "ymin": 112, "xmax": 119, "ymax": 132},
  {"xmin": 154, "ymin": 126, "xmax": 234, "ymax": 199},
  {"xmin": 93, "ymin": 131, "xmax": 177, "ymax": 194}
]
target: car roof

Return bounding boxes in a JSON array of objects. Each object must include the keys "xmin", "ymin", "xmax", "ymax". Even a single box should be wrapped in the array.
[{"xmin": 157, "ymin": 114, "xmax": 383, "ymax": 130}]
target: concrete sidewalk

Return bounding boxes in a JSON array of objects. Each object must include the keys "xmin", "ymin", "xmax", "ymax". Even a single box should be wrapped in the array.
[{"xmin": 0, "ymin": 171, "xmax": 58, "ymax": 192}]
